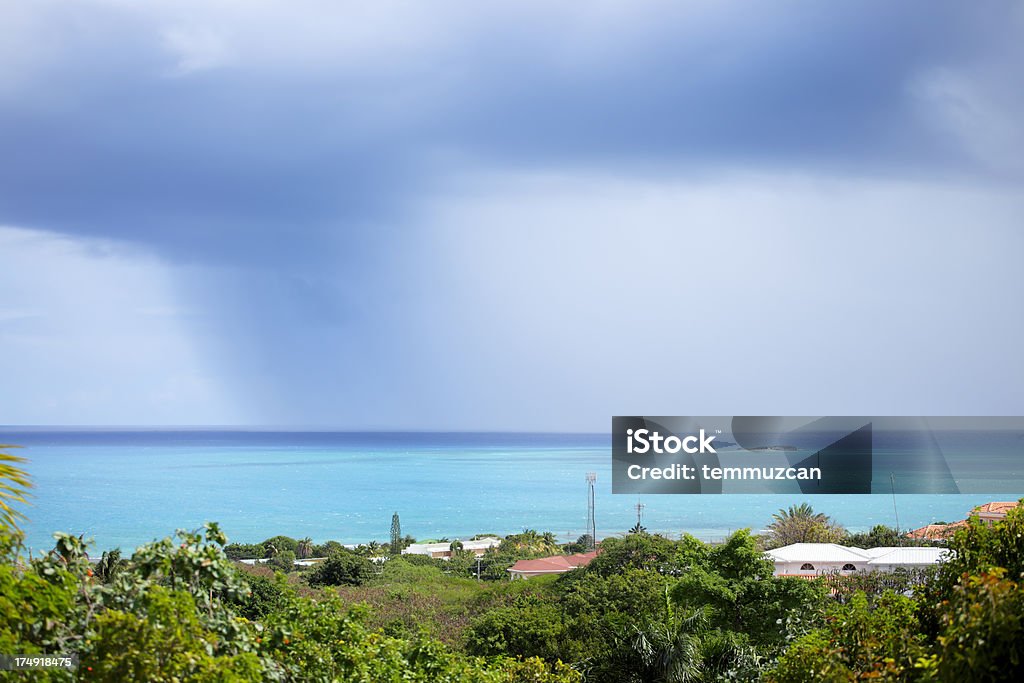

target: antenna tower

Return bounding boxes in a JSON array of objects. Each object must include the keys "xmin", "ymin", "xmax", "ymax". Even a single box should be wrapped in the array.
[{"xmin": 585, "ymin": 472, "xmax": 597, "ymax": 549}]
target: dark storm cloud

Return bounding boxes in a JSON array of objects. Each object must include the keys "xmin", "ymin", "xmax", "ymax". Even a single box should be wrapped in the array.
[
  {"xmin": 3, "ymin": 1, "xmax": 1023, "ymax": 428},
  {"xmin": 0, "ymin": 1, "xmax": 1018, "ymax": 263}
]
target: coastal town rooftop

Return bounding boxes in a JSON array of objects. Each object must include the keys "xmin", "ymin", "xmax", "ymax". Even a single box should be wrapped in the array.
[
  {"xmin": 508, "ymin": 552, "xmax": 599, "ymax": 579},
  {"xmin": 402, "ymin": 537, "xmax": 502, "ymax": 560},
  {"xmin": 766, "ymin": 543, "xmax": 950, "ymax": 576},
  {"xmin": 905, "ymin": 500, "xmax": 1020, "ymax": 541}
]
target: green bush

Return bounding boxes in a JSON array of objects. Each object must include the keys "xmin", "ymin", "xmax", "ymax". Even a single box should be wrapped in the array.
[
  {"xmin": 307, "ymin": 550, "xmax": 376, "ymax": 587},
  {"xmin": 268, "ymin": 549, "xmax": 297, "ymax": 573},
  {"xmin": 769, "ymin": 591, "xmax": 927, "ymax": 682},
  {"xmin": 466, "ymin": 601, "xmax": 564, "ymax": 661},
  {"xmin": 935, "ymin": 568, "xmax": 1024, "ymax": 682}
]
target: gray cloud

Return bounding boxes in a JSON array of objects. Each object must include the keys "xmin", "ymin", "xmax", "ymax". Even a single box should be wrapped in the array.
[
  {"xmin": 2, "ymin": 2, "xmax": 1023, "ymax": 428},
  {"xmin": 0, "ymin": 1, "xmax": 1020, "ymax": 263}
]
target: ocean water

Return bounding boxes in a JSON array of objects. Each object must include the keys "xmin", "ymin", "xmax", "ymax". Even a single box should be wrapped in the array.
[{"xmin": 4, "ymin": 430, "xmax": 1018, "ymax": 554}]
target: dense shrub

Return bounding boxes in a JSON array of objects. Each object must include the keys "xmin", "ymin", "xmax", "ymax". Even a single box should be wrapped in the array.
[
  {"xmin": 306, "ymin": 550, "xmax": 376, "ymax": 587},
  {"xmin": 0, "ymin": 522, "xmax": 580, "ymax": 682}
]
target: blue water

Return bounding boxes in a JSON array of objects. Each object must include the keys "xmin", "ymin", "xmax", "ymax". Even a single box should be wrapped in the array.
[{"xmin": 4, "ymin": 430, "xmax": 1018, "ymax": 554}]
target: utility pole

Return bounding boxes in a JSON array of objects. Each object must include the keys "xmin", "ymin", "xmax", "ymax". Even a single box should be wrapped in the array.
[
  {"xmin": 890, "ymin": 473, "xmax": 901, "ymax": 539},
  {"xmin": 585, "ymin": 472, "xmax": 597, "ymax": 549}
]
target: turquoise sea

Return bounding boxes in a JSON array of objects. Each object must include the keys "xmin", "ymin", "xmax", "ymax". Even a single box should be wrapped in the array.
[{"xmin": 5, "ymin": 430, "xmax": 1019, "ymax": 554}]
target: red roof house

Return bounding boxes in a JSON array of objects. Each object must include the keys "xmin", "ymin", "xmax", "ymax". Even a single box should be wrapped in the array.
[
  {"xmin": 972, "ymin": 501, "xmax": 1019, "ymax": 523},
  {"xmin": 507, "ymin": 551, "xmax": 598, "ymax": 579}
]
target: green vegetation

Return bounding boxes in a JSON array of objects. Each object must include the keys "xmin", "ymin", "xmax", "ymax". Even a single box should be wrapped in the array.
[
  {"xmin": 2, "ymin": 449, "xmax": 1023, "ymax": 682},
  {"xmin": 763, "ymin": 502, "xmax": 846, "ymax": 548},
  {"xmin": 0, "ymin": 461, "xmax": 579, "ymax": 682},
  {"xmin": 769, "ymin": 503, "xmax": 1024, "ymax": 682},
  {"xmin": 307, "ymin": 550, "xmax": 376, "ymax": 587},
  {"xmin": 0, "ymin": 446, "xmax": 30, "ymax": 532},
  {"xmin": 390, "ymin": 512, "xmax": 402, "ymax": 555},
  {"xmin": 0, "ymin": 522, "xmax": 580, "ymax": 682}
]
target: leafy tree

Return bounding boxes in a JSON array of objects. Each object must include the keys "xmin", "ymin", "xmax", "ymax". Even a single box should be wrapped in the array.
[
  {"xmin": 307, "ymin": 550, "xmax": 375, "ymax": 587},
  {"xmin": 769, "ymin": 591, "xmax": 927, "ymax": 682},
  {"xmin": 466, "ymin": 600, "xmax": 564, "ymax": 662},
  {"xmin": 224, "ymin": 542, "xmax": 266, "ymax": 560},
  {"xmin": 231, "ymin": 571, "xmax": 292, "ymax": 621},
  {"xmin": 398, "ymin": 552, "xmax": 437, "ymax": 567},
  {"xmin": 672, "ymin": 530, "xmax": 826, "ymax": 647},
  {"xmin": 843, "ymin": 524, "xmax": 921, "ymax": 549},
  {"xmin": 83, "ymin": 586, "xmax": 263, "ymax": 682},
  {"xmin": 447, "ymin": 547, "xmax": 481, "ymax": 579},
  {"xmin": 313, "ymin": 539, "xmax": 344, "ymax": 557},
  {"xmin": 932, "ymin": 501, "xmax": 1024, "ymax": 598},
  {"xmin": 262, "ymin": 534, "xmax": 298, "ymax": 557},
  {"xmin": 565, "ymin": 534, "xmax": 594, "ymax": 554},
  {"xmin": 915, "ymin": 500, "xmax": 1024, "ymax": 668},
  {"xmin": 933, "ymin": 568, "xmax": 1024, "ymax": 682},
  {"xmin": 558, "ymin": 568, "xmax": 674, "ymax": 672},
  {"xmin": 585, "ymin": 533, "xmax": 680, "ymax": 577},
  {"xmin": 827, "ymin": 566, "xmax": 934, "ymax": 605},
  {"xmin": 268, "ymin": 549, "xmax": 296, "ymax": 572}
]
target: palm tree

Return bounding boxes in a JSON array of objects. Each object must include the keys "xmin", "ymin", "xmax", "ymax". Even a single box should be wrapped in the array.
[
  {"xmin": 296, "ymin": 537, "xmax": 314, "ymax": 559},
  {"xmin": 94, "ymin": 548, "xmax": 126, "ymax": 582},
  {"xmin": 629, "ymin": 606, "xmax": 707, "ymax": 682},
  {"xmin": 774, "ymin": 502, "xmax": 822, "ymax": 523},
  {"xmin": 500, "ymin": 529, "xmax": 559, "ymax": 555},
  {"xmin": 765, "ymin": 503, "xmax": 845, "ymax": 548},
  {"xmin": 0, "ymin": 446, "xmax": 31, "ymax": 533},
  {"xmin": 625, "ymin": 588, "xmax": 757, "ymax": 682}
]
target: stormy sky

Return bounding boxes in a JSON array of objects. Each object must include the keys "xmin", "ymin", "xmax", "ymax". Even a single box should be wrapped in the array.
[{"xmin": 1, "ymin": 1, "xmax": 1022, "ymax": 429}]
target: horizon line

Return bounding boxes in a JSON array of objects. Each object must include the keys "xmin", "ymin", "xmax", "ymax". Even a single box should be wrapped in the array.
[{"xmin": 0, "ymin": 425, "xmax": 609, "ymax": 435}]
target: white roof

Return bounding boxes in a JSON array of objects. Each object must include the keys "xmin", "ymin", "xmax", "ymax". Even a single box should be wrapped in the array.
[
  {"xmin": 766, "ymin": 543, "xmax": 871, "ymax": 563},
  {"xmin": 865, "ymin": 547, "xmax": 950, "ymax": 566},
  {"xmin": 767, "ymin": 543, "xmax": 952, "ymax": 567},
  {"xmin": 403, "ymin": 537, "xmax": 501, "ymax": 555}
]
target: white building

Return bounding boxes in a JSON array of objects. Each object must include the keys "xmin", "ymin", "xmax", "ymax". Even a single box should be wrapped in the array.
[
  {"xmin": 860, "ymin": 546, "xmax": 952, "ymax": 572},
  {"xmin": 402, "ymin": 536, "xmax": 502, "ymax": 559},
  {"xmin": 766, "ymin": 543, "xmax": 950, "ymax": 576}
]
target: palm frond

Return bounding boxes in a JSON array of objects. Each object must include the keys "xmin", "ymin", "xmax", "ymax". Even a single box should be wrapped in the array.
[{"xmin": 0, "ymin": 446, "xmax": 31, "ymax": 532}]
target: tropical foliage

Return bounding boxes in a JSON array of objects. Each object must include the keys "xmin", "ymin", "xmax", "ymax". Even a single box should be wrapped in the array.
[
  {"xmin": 0, "ymin": 446, "xmax": 31, "ymax": 532},
  {"xmin": 3, "ymin": 449, "xmax": 1023, "ymax": 682},
  {"xmin": 763, "ymin": 503, "xmax": 846, "ymax": 549},
  {"xmin": 0, "ymin": 521, "xmax": 580, "ymax": 682}
]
